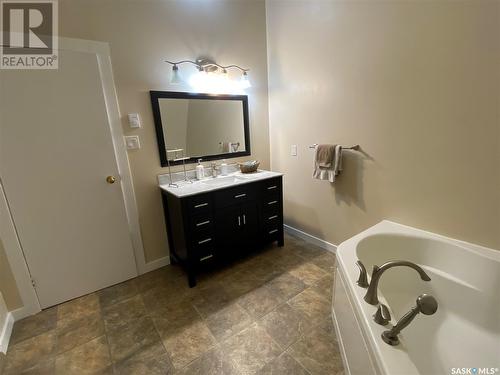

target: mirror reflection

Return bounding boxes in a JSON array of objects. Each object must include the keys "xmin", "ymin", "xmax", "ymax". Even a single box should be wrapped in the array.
[{"xmin": 151, "ymin": 92, "xmax": 250, "ymax": 166}]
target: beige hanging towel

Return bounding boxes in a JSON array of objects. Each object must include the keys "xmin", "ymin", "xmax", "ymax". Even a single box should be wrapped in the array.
[{"xmin": 313, "ymin": 144, "xmax": 343, "ymax": 182}]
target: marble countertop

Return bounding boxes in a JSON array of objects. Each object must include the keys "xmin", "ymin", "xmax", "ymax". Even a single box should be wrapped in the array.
[{"xmin": 158, "ymin": 169, "xmax": 283, "ymax": 198}]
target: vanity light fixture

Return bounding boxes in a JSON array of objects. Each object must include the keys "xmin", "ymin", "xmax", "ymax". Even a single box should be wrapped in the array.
[
  {"xmin": 170, "ymin": 64, "xmax": 181, "ymax": 84},
  {"xmin": 240, "ymin": 71, "xmax": 251, "ymax": 89},
  {"xmin": 165, "ymin": 58, "xmax": 250, "ymax": 92}
]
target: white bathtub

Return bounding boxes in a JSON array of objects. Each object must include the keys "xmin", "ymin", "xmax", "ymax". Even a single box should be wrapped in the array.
[{"xmin": 332, "ymin": 220, "xmax": 500, "ymax": 375}]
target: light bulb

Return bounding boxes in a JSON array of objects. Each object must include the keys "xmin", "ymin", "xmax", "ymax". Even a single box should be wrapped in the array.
[
  {"xmin": 170, "ymin": 65, "xmax": 181, "ymax": 84},
  {"xmin": 189, "ymin": 67, "xmax": 246, "ymax": 94},
  {"xmin": 189, "ymin": 69, "xmax": 209, "ymax": 91},
  {"xmin": 240, "ymin": 71, "xmax": 251, "ymax": 89}
]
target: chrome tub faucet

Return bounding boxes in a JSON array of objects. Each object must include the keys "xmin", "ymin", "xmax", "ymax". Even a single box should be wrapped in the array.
[
  {"xmin": 363, "ymin": 260, "xmax": 431, "ymax": 305},
  {"xmin": 373, "ymin": 304, "xmax": 391, "ymax": 326},
  {"xmin": 356, "ymin": 260, "xmax": 369, "ymax": 288},
  {"xmin": 381, "ymin": 294, "xmax": 438, "ymax": 346}
]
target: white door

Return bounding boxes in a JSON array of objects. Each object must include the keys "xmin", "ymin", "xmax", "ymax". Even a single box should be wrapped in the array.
[{"xmin": 0, "ymin": 45, "xmax": 138, "ymax": 308}]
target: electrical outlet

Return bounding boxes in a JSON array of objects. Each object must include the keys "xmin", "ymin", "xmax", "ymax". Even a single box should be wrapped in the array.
[
  {"xmin": 125, "ymin": 135, "xmax": 141, "ymax": 150},
  {"xmin": 291, "ymin": 144, "xmax": 297, "ymax": 156}
]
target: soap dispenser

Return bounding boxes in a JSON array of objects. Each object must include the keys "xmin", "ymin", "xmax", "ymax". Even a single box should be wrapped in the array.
[
  {"xmin": 196, "ymin": 159, "xmax": 205, "ymax": 180},
  {"xmin": 220, "ymin": 159, "xmax": 228, "ymax": 176}
]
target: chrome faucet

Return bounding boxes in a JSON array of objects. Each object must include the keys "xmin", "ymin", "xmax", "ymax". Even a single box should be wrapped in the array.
[
  {"xmin": 363, "ymin": 260, "xmax": 431, "ymax": 305},
  {"xmin": 381, "ymin": 294, "xmax": 438, "ymax": 346},
  {"xmin": 210, "ymin": 162, "xmax": 219, "ymax": 178},
  {"xmin": 355, "ymin": 260, "xmax": 369, "ymax": 288}
]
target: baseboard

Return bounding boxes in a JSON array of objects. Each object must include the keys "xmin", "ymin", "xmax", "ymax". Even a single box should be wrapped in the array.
[
  {"xmin": 0, "ymin": 313, "xmax": 14, "ymax": 354},
  {"xmin": 10, "ymin": 304, "xmax": 40, "ymax": 322},
  {"xmin": 140, "ymin": 255, "xmax": 170, "ymax": 274},
  {"xmin": 284, "ymin": 224, "xmax": 337, "ymax": 253}
]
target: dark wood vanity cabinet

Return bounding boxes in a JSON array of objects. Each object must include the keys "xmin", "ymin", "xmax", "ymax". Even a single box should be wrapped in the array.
[{"xmin": 161, "ymin": 176, "xmax": 284, "ymax": 287}]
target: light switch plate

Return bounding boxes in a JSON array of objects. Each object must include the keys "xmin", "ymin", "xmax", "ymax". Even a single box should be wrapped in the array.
[
  {"xmin": 291, "ymin": 144, "xmax": 297, "ymax": 156},
  {"xmin": 127, "ymin": 113, "xmax": 141, "ymax": 128},
  {"xmin": 125, "ymin": 135, "xmax": 140, "ymax": 150}
]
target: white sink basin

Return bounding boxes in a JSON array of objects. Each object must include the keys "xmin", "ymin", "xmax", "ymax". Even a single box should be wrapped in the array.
[
  {"xmin": 200, "ymin": 175, "xmax": 243, "ymax": 186},
  {"xmin": 235, "ymin": 171, "xmax": 266, "ymax": 179}
]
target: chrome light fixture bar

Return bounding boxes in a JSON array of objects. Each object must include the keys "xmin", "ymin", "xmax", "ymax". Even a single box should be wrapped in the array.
[{"xmin": 165, "ymin": 58, "xmax": 250, "ymax": 87}]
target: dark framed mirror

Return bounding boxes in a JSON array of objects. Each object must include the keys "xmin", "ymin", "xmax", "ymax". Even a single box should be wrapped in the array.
[{"xmin": 150, "ymin": 91, "xmax": 250, "ymax": 166}]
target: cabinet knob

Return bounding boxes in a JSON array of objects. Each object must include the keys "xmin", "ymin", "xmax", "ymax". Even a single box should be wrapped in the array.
[{"xmin": 106, "ymin": 175, "xmax": 116, "ymax": 184}]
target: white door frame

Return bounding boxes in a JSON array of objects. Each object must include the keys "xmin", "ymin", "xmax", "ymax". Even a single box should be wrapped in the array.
[
  {"xmin": 0, "ymin": 37, "xmax": 155, "ymax": 320},
  {"xmin": 0, "ymin": 181, "xmax": 40, "ymax": 320}
]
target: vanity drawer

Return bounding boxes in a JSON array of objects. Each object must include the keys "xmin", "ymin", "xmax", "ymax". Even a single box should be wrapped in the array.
[
  {"xmin": 191, "ymin": 225, "xmax": 214, "ymax": 243},
  {"xmin": 189, "ymin": 213, "xmax": 214, "ymax": 232},
  {"xmin": 263, "ymin": 189, "xmax": 280, "ymax": 203},
  {"xmin": 260, "ymin": 177, "xmax": 282, "ymax": 195},
  {"xmin": 263, "ymin": 210, "xmax": 281, "ymax": 225},
  {"xmin": 186, "ymin": 193, "xmax": 213, "ymax": 214},
  {"xmin": 214, "ymin": 185, "xmax": 255, "ymax": 208},
  {"xmin": 262, "ymin": 195, "xmax": 282, "ymax": 213},
  {"xmin": 263, "ymin": 222, "xmax": 281, "ymax": 242},
  {"xmin": 192, "ymin": 236, "xmax": 216, "ymax": 263}
]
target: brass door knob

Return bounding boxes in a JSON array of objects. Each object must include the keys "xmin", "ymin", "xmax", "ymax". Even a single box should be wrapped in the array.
[{"xmin": 106, "ymin": 176, "xmax": 116, "ymax": 184}]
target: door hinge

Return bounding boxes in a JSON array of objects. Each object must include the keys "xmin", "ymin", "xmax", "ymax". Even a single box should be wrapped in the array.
[{"xmin": 31, "ymin": 278, "xmax": 37, "ymax": 289}]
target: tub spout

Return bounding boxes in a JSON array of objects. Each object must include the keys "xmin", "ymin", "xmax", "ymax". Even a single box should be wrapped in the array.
[
  {"xmin": 381, "ymin": 294, "xmax": 438, "ymax": 346},
  {"xmin": 364, "ymin": 260, "xmax": 431, "ymax": 305}
]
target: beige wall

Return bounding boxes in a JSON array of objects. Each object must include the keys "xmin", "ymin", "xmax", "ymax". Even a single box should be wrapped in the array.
[
  {"xmin": 266, "ymin": 1, "xmax": 500, "ymax": 249},
  {"xmin": 0, "ymin": 238, "xmax": 22, "ymax": 311},
  {"xmin": 59, "ymin": 0, "xmax": 270, "ymax": 262}
]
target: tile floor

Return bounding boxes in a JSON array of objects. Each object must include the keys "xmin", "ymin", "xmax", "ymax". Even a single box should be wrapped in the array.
[{"xmin": 1, "ymin": 233, "xmax": 344, "ymax": 375}]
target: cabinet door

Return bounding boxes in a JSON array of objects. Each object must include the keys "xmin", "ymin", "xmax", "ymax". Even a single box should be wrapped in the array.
[
  {"xmin": 215, "ymin": 202, "xmax": 259, "ymax": 253},
  {"xmin": 215, "ymin": 205, "xmax": 243, "ymax": 250},
  {"xmin": 240, "ymin": 202, "xmax": 259, "ymax": 242}
]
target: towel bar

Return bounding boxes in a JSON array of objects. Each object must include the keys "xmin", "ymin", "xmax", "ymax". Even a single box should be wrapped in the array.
[{"xmin": 309, "ymin": 144, "xmax": 360, "ymax": 150}]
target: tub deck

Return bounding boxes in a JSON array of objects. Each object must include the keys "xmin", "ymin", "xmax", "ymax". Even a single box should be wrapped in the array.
[{"xmin": 333, "ymin": 220, "xmax": 500, "ymax": 375}]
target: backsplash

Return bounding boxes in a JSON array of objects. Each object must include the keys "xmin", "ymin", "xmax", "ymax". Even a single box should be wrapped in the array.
[{"xmin": 157, "ymin": 163, "xmax": 241, "ymax": 185}]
